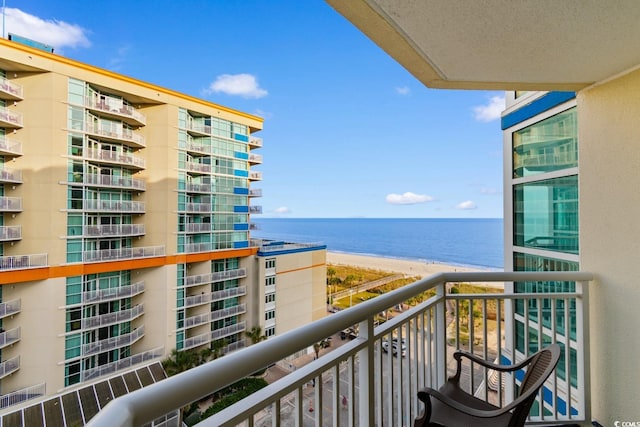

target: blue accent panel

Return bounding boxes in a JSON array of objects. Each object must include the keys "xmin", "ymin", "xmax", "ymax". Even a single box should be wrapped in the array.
[
  {"xmin": 234, "ymin": 187, "xmax": 249, "ymax": 195},
  {"xmin": 501, "ymin": 92, "xmax": 576, "ymax": 130},
  {"xmin": 234, "ymin": 133, "xmax": 249, "ymax": 142},
  {"xmin": 234, "ymin": 169, "xmax": 249, "ymax": 177},
  {"xmin": 257, "ymin": 245, "xmax": 327, "ymax": 257},
  {"xmin": 234, "ymin": 205, "xmax": 249, "ymax": 213},
  {"xmin": 234, "ymin": 151, "xmax": 249, "ymax": 160},
  {"xmin": 234, "ymin": 223, "xmax": 249, "ymax": 231},
  {"xmin": 233, "ymin": 241, "xmax": 249, "ymax": 248}
]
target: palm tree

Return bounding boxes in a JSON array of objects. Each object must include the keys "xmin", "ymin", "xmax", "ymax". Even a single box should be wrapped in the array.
[
  {"xmin": 162, "ymin": 349, "xmax": 198, "ymax": 376},
  {"xmin": 245, "ymin": 326, "xmax": 267, "ymax": 344}
]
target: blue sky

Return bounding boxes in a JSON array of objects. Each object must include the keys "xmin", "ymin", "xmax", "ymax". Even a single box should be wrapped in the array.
[{"xmin": 9, "ymin": 0, "xmax": 504, "ymax": 218}]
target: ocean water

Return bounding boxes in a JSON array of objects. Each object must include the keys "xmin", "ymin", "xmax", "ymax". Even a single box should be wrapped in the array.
[{"xmin": 252, "ymin": 218, "xmax": 504, "ymax": 270}]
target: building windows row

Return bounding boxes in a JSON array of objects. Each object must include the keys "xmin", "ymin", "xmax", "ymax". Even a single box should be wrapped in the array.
[
  {"xmin": 265, "ymin": 258, "xmax": 275, "ymax": 269},
  {"xmin": 265, "ymin": 310, "xmax": 275, "ymax": 321},
  {"xmin": 265, "ymin": 294, "xmax": 275, "ymax": 304},
  {"xmin": 265, "ymin": 277, "xmax": 275, "ymax": 287}
]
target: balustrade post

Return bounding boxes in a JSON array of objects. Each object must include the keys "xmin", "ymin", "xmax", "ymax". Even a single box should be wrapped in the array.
[
  {"xmin": 435, "ymin": 281, "xmax": 447, "ymax": 387},
  {"xmin": 358, "ymin": 317, "xmax": 375, "ymax": 425},
  {"xmin": 576, "ymin": 279, "xmax": 591, "ymax": 422}
]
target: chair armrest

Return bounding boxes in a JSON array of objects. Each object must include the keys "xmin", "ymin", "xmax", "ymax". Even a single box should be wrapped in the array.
[
  {"xmin": 454, "ymin": 350, "xmax": 534, "ymax": 372},
  {"xmin": 417, "ymin": 386, "xmax": 513, "ymax": 419}
]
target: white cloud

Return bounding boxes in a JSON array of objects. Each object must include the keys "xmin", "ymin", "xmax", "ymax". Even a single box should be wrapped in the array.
[
  {"xmin": 5, "ymin": 8, "xmax": 90, "ymax": 51},
  {"xmin": 480, "ymin": 187, "xmax": 500, "ymax": 195},
  {"xmin": 456, "ymin": 200, "xmax": 478, "ymax": 210},
  {"xmin": 472, "ymin": 95, "xmax": 505, "ymax": 122},
  {"xmin": 205, "ymin": 74, "xmax": 268, "ymax": 99},
  {"xmin": 386, "ymin": 192, "xmax": 434, "ymax": 205},
  {"xmin": 395, "ymin": 86, "xmax": 410, "ymax": 95},
  {"xmin": 273, "ymin": 206, "xmax": 290, "ymax": 214}
]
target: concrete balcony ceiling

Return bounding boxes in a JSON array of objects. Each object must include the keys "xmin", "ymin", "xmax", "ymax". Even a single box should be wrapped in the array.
[{"xmin": 326, "ymin": 0, "xmax": 640, "ymax": 90}]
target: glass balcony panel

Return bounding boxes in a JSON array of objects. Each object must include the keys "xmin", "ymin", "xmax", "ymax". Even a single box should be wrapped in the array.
[
  {"xmin": 84, "ymin": 96, "xmax": 146, "ymax": 126},
  {"xmin": 0, "ymin": 196, "xmax": 22, "ymax": 212},
  {"xmin": 184, "ymin": 223, "xmax": 213, "ymax": 233},
  {"xmin": 0, "ymin": 77, "xmax": 23, "ymax": 100},
  {"xmin": 0, "ymin": 225, "xmax": 21, "ymax": 241},
  {"xmin": 82, "ymin": 246, "xmax": 164, "ymax": 263},
  {"xmin": 83, "ymin": 224, "xmax": 145, "ymax": 237},
  {"xmin": 83, "ymin": 200, "xmax": 145, "ymax": 213},
  {"xmin": 85, "ymin": 122, "xmax": 145, "ymax": 148},
  {"xmin": 248, "ymin": 188, "xmax": 262, "ymax": 197},
  {"xmin": 248, "ymin": 205, "xmax": 262, "ymax": 214},
  {"xmin": 185, "ymin": 162, "xmax": 212, "ymax": 174},
  {"xmin": 183, "ymin": 242, "xmax": 213, "ymax": 253},
  {"xmin": 248, "ymin": 171, "xmax": 262, "ymax": 181},
  {"xmin": 0, "ymin": 135, "xmax": 22, "ymax": 157},
  {"xmin": 248, "ymin": 153, "xmax": 263, "ymax": 164},
  {"xmin": 0, "ymin": 107, "xmax": 22, "ymax": 128},
  {"xmin": 84, "ymin": 148, "xmax": 145, "ymax": 169},
  {"xmin": 248, "ymin": 136, "xmax": 262, "ymax": 147},
  {"xmin": 84, "ymin": 174, "xmax": 146, "ymax": 191},
  {"xmin": 0, "ymin": 167, "xmax": 22, "ymax": 184}
]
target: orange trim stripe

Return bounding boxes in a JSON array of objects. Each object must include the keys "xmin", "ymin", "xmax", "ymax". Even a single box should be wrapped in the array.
[{"xmin": 0, "ymin": 248, "xmax": 258, "ymax": 284}]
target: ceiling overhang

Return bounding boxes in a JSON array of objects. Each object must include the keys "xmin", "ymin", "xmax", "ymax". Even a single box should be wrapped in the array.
[{"xmin": 326, "ymin": 0, "xmax": 640, "ymax": 91}]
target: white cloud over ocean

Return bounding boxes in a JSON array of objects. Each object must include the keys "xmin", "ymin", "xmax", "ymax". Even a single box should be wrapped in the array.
[
  {"xmin": 456, "ymin": 200, "xmax": 478, "ymax": 210},
  {"xmin": 473, "ymin": 95, "xmax": 505, "ymax": 122},
  {"xmin": 386, "ymin": 192, "xmax": 434, "ymax": 205},
  {"xmin": 273, "ymin": 206, "xmax": 291, "ymax": 214},
  {"xmin": 205, "ymin": 74, "xmax": 268, "ymax": 99}
]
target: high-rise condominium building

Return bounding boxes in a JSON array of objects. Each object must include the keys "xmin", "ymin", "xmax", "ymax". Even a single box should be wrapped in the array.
[{"xmin": 0, "ymin": 37, "xmax": 326, "ymax": 410}]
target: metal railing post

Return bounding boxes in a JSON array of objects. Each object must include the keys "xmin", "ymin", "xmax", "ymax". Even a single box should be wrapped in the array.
[
  {"xmin": 435, "ymin": 281, "xmax": 447, "ymax": 387},
  {"xmin": 358, "ymin": 316, "xmax": 375, "ymax": 425},
  {"xmin": 576, "ymin": 279, "xmax": 591, "ymax": 423}
]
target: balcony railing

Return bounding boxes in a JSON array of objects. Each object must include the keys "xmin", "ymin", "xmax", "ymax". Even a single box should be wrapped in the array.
[
  {"xmin": 0, "ymin": 107, "xmax": 22, "ymax": 128},
  {"xmin": 82, "ymin": 246, "xmax": 165, "ymax": 263},
  {"xmin": 84, "ymin": 174, "xmax": 146, "ymax": 191},
  {"xmin": 182, "ymin": 202, "xmax": 211, "ymax": 213},
  {"xmin": 184, "ymin": 182, "xmax": 213, "ymax": 193},
  {"xmin": 83, "ymin": 224, "xmax": 145, "ymax": 237},
  {"xmin": 83, "ymin": 199, "xmax": 145, "ymax": 213},
  {"xmin": 0, "ymin": 167, "xmax": 22, "ymax": 183},
  {"xmin": 84, "ymin": 97, "xmax": 147, "ymax": 126},
  {"xmin": 0, "ymin": 135, "xmax": 22, "ymax": 157},
  {"xmin": 0, "ymin": 327, "xmax": 20, "ymax": 349},
  {"xmin": 0, "ymin": 253, "xmax": 47, "ymax": 271},
  {"xmin": 0, "ymin": 299, "xmax": 20, "ymax": 319},
  {"xmin": 81, "ymin": 281, "xmax": 145, "ymax": 304},
  {"xmin": 185, "ymin": 162, "xmax": 212, "ymax": 174},
  {"xmin": 183, "ymin": 242, "xmax": 213, "ymax": 253},
  {"xmin": 248, "ymin": 188, "xmax": 262, "ymax": 197},
  {"xmin": 249, "ymin": 205, "xmax": 262, "ymax": 214},
  {"xmin": 85, "ymin": 123, "xmax": 145, "ymax": 147},
  {"xmin": 0, "ymin": 196, "xmax": 21, "ymax": 212},
  {"xmin": 0, "ymin": 356, "xmax": 20, "ymax": 380},
  {"xmin": 82, "ymin": 346, "xmax": 163, "ymax": 382},
  {"xmin": 0, "ymin": 77, "xmax": 23, "ymax": 100},
  {"xmin": 81, "ymin": 304, "xmax": 144, "ymax": 330},
  {"xmin": 184, "ymin": 268, "xmax": 247, "ymax": 288},
  {"xmin": 184, "ymin": 223, "xmax": 213, "ymax": 233},
  {"xmin": 182, "ymin": 321, "xmax": 246, "ymax": 351},
  {"xmin": 0, "ymin": 383, "xmax": 46, "ymax": 410},
  {"xmin": 0, "ymin": 225, "xmax": 21, "ymax": 241},
  {"xmin": 82, "ymin": 327, "xmax": 145, "ymax": 357},
  {"xmin": 249, "ymin": 136, "xmax": 263, "ymax": 147},
  {"xmin": 249, "ymin": 170, "xmax": 262, "ymax": 181},
  {"xmin": 84, "ymin": 148, "xmax": 146, "ymax": 169},
  {"xmin": 88, "ymin": 271, "xmax": 593, "ymax": 427},
  {"xmin": 183, "ymin": 304, "xmax": 246, "ymax": 329},
  {"xmin": 184, "ymin": 286, "xmax": 247, "ymax": 309},
  {"xmin": 248, "ymin": 153, "xmax": 263, "ymax": 164}
]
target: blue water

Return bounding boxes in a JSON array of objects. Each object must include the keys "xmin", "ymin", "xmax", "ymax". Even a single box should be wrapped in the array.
[{"xmin": 252, "ymin": 218, "xmax": 504, "ymax": 270}]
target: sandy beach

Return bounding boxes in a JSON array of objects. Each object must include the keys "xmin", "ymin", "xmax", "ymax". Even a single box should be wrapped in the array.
[{"xmin": 327, "ymin": 251, "xmax": 500, "ymax": 280}]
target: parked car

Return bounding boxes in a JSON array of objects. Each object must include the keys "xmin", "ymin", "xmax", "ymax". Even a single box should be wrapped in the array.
[
  {"xmin": 340, "ymin": 326, "xmax": 358, "ymax": 340},
  {"xmin": 381, "ymin": 338, "xmax": 406, "ymax": 357}
]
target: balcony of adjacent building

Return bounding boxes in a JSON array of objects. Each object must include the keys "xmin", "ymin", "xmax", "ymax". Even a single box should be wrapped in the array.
[
  {"xmin": 0, "ymin": 166, "xmax": 22, "ymax": 185},
  {"xmin": 248, "ymin": 205, "xmax": 262, "ymax": 214},
  {"xmin": 184, "ymin": 267, "xmax": 247, "ymax": 289},
  {"xmin": 185, "ymin": 160, "xmax": 212, "ymax": 175},
  {"xmin": 0, "ymin": 253, "xmax": 47, "ymax": 271},
  {"xmin": 248, "ymin": 153, "xmax": 263, "ymax": 165},
  {"xmin": 82, "ymin": 326, "xmax": 145, "ymax": 357},
  {"xmin": 181, "ymin": 202, "xmax": 211, "ymax": 213},
  {"xmin": 0, "ymin": 326, "xmax": 20, "ymax": 350},
  {"xmin": 185, "ymin": 122, "xmax": 211, "ymax": 137},
  {"xmin": 83, "ymin": 223, "xmax": 145, "ymax": 238},
  {"xmin": 79, "ymin": 304, "xmax": 144, "ymax": 331},
  {"xmin": 84, "ymin": 122, "xmax": 145, "ymax": 148},
  {"xmin": 0, "ymin": 195, "xmax": 21, "ymax": 212},
  {"xmin": 0, "ymin": 135, "xmax": 22, "ymax": 157},
  {"xmin": 81, "ymin": 346, "xmax": 164, "ymax": 383},
  {"xmin": 83, "ymin": 199, "xmax": 145, "ymax": 214},
  {"xmin": 82, "ymin": 173, "xmax": 146, "ymax": 191},
  {"xmin": 182, "ymin": 222, "xmax": 213, "ymax": 234},
  {"xmin": 248, "ymin": 170, "xmax": 262, "ymax": 181},
  {"xmin": 248, "ymin": 188, "xmax": 262, "ymax": 198},
  {"xmin": 81, "ymin": 281, "xmax": 144, "ymax": 305},
  {"xmin": 0, "ymin": 355, "xmax": 19, "ymax": 380},
  {"xmin": 0, "ymin": 298, "xmax": 20, "ymax": 319},
  {"xmin": 0, "ymin": 107, "xmax": 22, "ymax": 129},
  {"xmin": 89, "ymin": 271, "xmax": 594, "ymax": 427},
  {"xmin": 84, "ymin": 96, "xmax": 146, "ymax": 127},
  {"xmin": 182, "ymin": 321, "xmax": 246, "ymax": 351},
  {"xmin": 183, "ymin": 286, "xmax": 247, "ymax": 309},
  {"xmin": 184, "ymin": 182, "xmax": 213, "ymax": 194},
  {"xmin": 0, "ymin": 77, "xmax": 23, "ymax": 101},
  {"xmin": 84, "ymin": 148, "xmax": 146, "ymax": 170},
  {"xmin": 82, "ymin": 246, "xmax": 164, "ymax": 263},
  {"xmin": 248, "ymin": 136, "xmax": 262, "ymax": 148},
  {"xmin": 183, "ymin": 304, "xmax": 247, "ymax": 330},
  {"xmin": 0, "ymin": 225, "xmax": 21, "ymax": 242}
]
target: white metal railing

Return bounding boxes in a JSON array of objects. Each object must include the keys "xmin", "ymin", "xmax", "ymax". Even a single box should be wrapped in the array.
[
  {"xmin": 82, "ymin": 347, "xmax": 164, "ymax": 382},
  {"xmin": 88, "ymin": 271, "xmax": 592, "ymax": 427},
  {"xmin": 0, "ymin": 135, "xmax": 22, "ymax": 156},
  {"xmin": 84, "ymin": 97, "xmax": 147, "ymax": 125},
  {"xmin": 182, "ymin": 321, "xmax": 246, "ymax": 351},
  {"xmin": 82, "ymin": 246, "xmax": 165, "ymax": 263},
  {"xmin": 0, "ymin": 383, "xmax": 45, "ymax": 409},
  {"xmin": 185, "ymin": 182, "xmax": 213, "ymax": 193},
  {"xmin": 184, "ymin": 286, "xmax": 247, "ymax": 309},
  {"xmin": 0, "ymin": 299, "xmax": 20, "ymax": 319},
  {"xmin": 0, "ymin": 327, "xmax": 20, "ymax": 349},
  {"xmin": 183, "ymin": 242, "xmax": 213, "ymax": 253},
  {"xmin": 183, "ymin": 304, "xmax": 246, "ymax": 329},
  {"xmin": 0, "ymin": 225, "xmax": 21, "ymax": 241},
  {"xmin": 185, "ymin": 268, "xmax": 247, "ymax": 287},
  {"xmin": 85, "ymin": 122, "xmax": 145, "ymax": 147},
  {"xmin": 184, "ymin": 223, "xmax": 213, "ymax": 233},
  {"xmin": 0, "ymin": 253, "xmax": 47, "ymax": 270},
  {"xmin": 186, "ymin": 162, "xmax": 212, "ymax": 173},
  {"xmin": 249, "ymin": 136, "xmax": 262, "ymax": 147},
  {"xmin": 0, "ymin": 167, "xmax": 22, "ymax": 183},
  {"xmin": 248, "ymin": 153, "xmax": 263, "ymax": 164},
  {"xmin": 84, "ymin": 173, "xmax": 146, "ymax": 191},
  {"xmin": 248, "ymin": 171, "xmax": 262, "ymax": 180},
  {"xmin": 82, "ymin": 281, "xmax": 145, "ymax": 304},
  {"xmin": 83, "ymin": 199, "xmax": 145, "ymax": 213},
  {"xmin": 183, "ymin": 202, "xmax": 211, "ymax": 213},
  {"xmin": 248, "ymin": 188, "xmax": 262, "ymax": 197},
  {"xmin": 82, "ymin": 327, "xmax": 145, "ymax": 357},
  {"xmin": 84, "ymin": 148, "xmax": 146, "ymax": 169},
  {"xmin": 248, "ymin": 205, "xmax": 262, "ymax": 214},
  {"xmin": 81, "ymin": 304, "xmax": 144, "ymax": 330},
  {"xmin": 0, "ymin": 107, "xmax": 22, "ymax": 127},
  {"xmin": 83, "ymin": 224, "xmax": 145, "ymax": 237}
]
